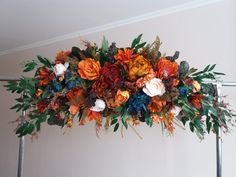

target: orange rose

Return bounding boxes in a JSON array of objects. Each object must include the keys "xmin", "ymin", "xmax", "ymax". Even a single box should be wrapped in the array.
[
  {"xmin": 156, "ymin": 58, "xmax": 178, "ymax": 79},
  {"xmin": 114, "ymin": 48, "xmax": 136, "ymax": 63},
  {"xmin": 127, "ymin": 55, "xmax": 151, "ymax": 80},
  {"xmin": 78, "ymin": 58, "xmax": 101, "ymax": 80},
  {"xmin": 148, "ymin": 96, "xmax": 166, "ymax": 113},
  {"xmin": 106, "ymin": 90, "xmax": 130, "ymax": 108},
  {"xmin": 116, "ymin": 90, "xmax": 129, "ymax": 104}
]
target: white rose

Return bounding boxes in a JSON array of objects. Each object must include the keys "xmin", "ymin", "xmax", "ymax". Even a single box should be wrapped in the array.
[
  {"xmin": 143, "ymin": 78, "xmax": 165, "ymax": 97},
  {"xmin": 90, "ymin": 99, "xmax": 106, "ymax": 112},
  {"xmin": 170, "ymin": 106, "xmax": 182, "ymax": 117},
  {"xmin": 53, "ymin": 62, "xmax": 69, "ymax": 76}
]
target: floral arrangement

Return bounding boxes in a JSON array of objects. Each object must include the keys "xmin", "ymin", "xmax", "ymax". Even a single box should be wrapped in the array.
[{"xmin": 5, "ymin": 34, "xmax": 236, "ymax": 139}]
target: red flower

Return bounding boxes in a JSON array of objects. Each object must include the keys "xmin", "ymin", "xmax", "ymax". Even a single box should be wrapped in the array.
[
  {"xmin": 36, "ymin": 101, "xmax": 49, "ymax": 113},
  {"xmin": 37, "ymin": 67, "xmax": 54, "ymax": 86},
  {"xmin": 156, "ymin": 58, "xmax": 178, "ymax": 79},
  {"xmin": 189, "ymin": 94, "xmax": 204, "ymax": 109},
  {"xmin": 93, "ymin": 63, "xmax": 123, "ymax": 97},
  {"xmin": 184, "ymin": 77, "xmax": 193, "ymax": 86}
]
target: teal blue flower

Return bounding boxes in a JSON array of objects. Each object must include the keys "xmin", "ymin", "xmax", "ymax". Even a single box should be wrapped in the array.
[{"xmin": 127, "ymin": 91, "xmax": 150, "ymax": 121}]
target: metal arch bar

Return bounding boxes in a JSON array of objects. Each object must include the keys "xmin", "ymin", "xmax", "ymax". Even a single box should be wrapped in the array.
[
  {"xmin": 212, "ymin": 81, "xmax": 236, "ymax": 177},
  {"xmin": 0, "ymin": 77, "xmax": 24, "ymax": 177},
  {"xmin": 0, "ymin": 77, "xmax": 20, "ymax": 81},
  {"xmin": 205, "ymin": 81, "xmax": 236, "ymax": 177},
  {"xmin": 216, "ymin": 82, "xmax": 222, "ymax": 177},
  {"xmin": 17, "ymin": 110, "xmax": 25, "ymax": 177},
  {"xmin": 222, "ymin": 82, "xmax": 236, "ymax": 86}
]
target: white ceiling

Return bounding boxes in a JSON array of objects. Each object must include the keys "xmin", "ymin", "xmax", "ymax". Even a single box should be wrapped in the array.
[{"xmin": 0, "ymin": 0, "xmax": 221, "ymax": 55}]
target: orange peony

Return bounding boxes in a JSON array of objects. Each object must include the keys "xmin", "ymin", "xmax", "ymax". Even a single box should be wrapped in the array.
[
  {"xmin": 66, "ymin": 87, "xmax": 85, "ymax": 115},
  {"xmin": 148, "ymin": 96, "xmax": 166, "ymax": 113},
  {"xmin": 78, "ymin": 58, "xmax": 101, "ymax": 80},
  {"xmin": 106, "ymin": 90, "xmax": 130, "ymax": 108},
  {"xmin": 114, "ymin": 48, "xmax": 136, "ymax": 63},
  {"xmin": 127, "ymin": 55, "xmax": 151, "ymax": 80},
  {"xmin": 156, "ymin": 58, "xmax": 178, "ymax": 79}
]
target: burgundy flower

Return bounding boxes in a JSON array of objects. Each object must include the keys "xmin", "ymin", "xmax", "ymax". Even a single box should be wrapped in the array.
[
  {"xmin": 93, "ymin": 62, "xmax": 124, "ymax": 97},
  {"xmin": 36, "ymin": 101, "xmax": 49, "ymax": 113}
]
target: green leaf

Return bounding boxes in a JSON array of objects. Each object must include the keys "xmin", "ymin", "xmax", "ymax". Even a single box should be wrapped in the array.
[
  {"xmin": 188, "ymin": 68, "xmax": 198, "ymax": 75},
  {"xmin": 134, "ymin": 42, "xmax": 146, "ymax": 51},
  {"xmin": 16, "ymin": 104, "xmax": 24, "ymax": 112},
  {"xmin": 99, "ymin": 52, "xmax": 109, "ymax": 66},
  {"xmin": 206, "ymin": 116, "xmax": 212, "ymax": 133},
  {"xmin": 189, "ymin": 122, "xmax": 195, "ymax": 132},
  {"xmin": 121, "ymin": 118, "xmax": 128, "ymax": 129},
  {"xmin": 179, "ymin": 61, "xmax": 190, "ymax": 77},
  {"xmin": 113, "ymin": 123, "xmax": 119, "ymax": 132},
  {"xmin": 209, "ymin": 64, "xmax": 216, "ymax": 71},
  {"xmin": 78, "ymin": 109, "xmax": 84, "ymax": 121},
  {"xmin": 37, "ymin": 56, "xmax": 52, "ymax": 68},
  {"xmin": 181, "ymin": 117, "xmax": 189, "ymax": 126},
  {"xmin": 203, "ymin": 65, "xmax": 210, "ymax": 72},
  {"xmin": 26, "ymin": 123, "xmax": 35, "ymax": 134},
  {"xmin": 192, "ymin": 71, "xmax": 205, "ymax": 76},
  {"xmin": 16, "ymin": 123, "xmax": 28, "ymax": 135},
  {"xmin": 111, "ymin": 119, "xmax": 118, "ymax": 125},
  {"xmin": 131, "ymin": 34, "xmax": 143, "ymax": 48},
  {"xmin": 10, "ymin": 104, "xmax": 22, "ymax": 110},
  {"xmin": 4, "ymin": 81, "xmax": 19, "ymax": 93},
  {"xmin": 23, "ymin": 61, "xmax": 37, "ymax": 72},
  {"xmin": 101, "ymin": 36, "xmax": 109, "ymax": 52},
  {"xmin": 213, "ymin": 122, "xmax": 219, "ymax": 134},
  {"xmin": 172, "ymin": 51, "xmax": 180, "ymax": 60},
  {"xmin": 213, "ymin": 72, "xmax": 225, "ymax": 75}
]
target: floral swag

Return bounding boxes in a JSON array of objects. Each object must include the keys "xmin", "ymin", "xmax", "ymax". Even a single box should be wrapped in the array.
[{"xmin": 5, "ymin": 34, "xmax": 236, "ymax": 139}]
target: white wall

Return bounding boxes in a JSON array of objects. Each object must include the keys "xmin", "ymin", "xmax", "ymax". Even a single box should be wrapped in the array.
[{"xmin": 0, "ymin": 1, "xmax": 236, "ymax": 177}]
